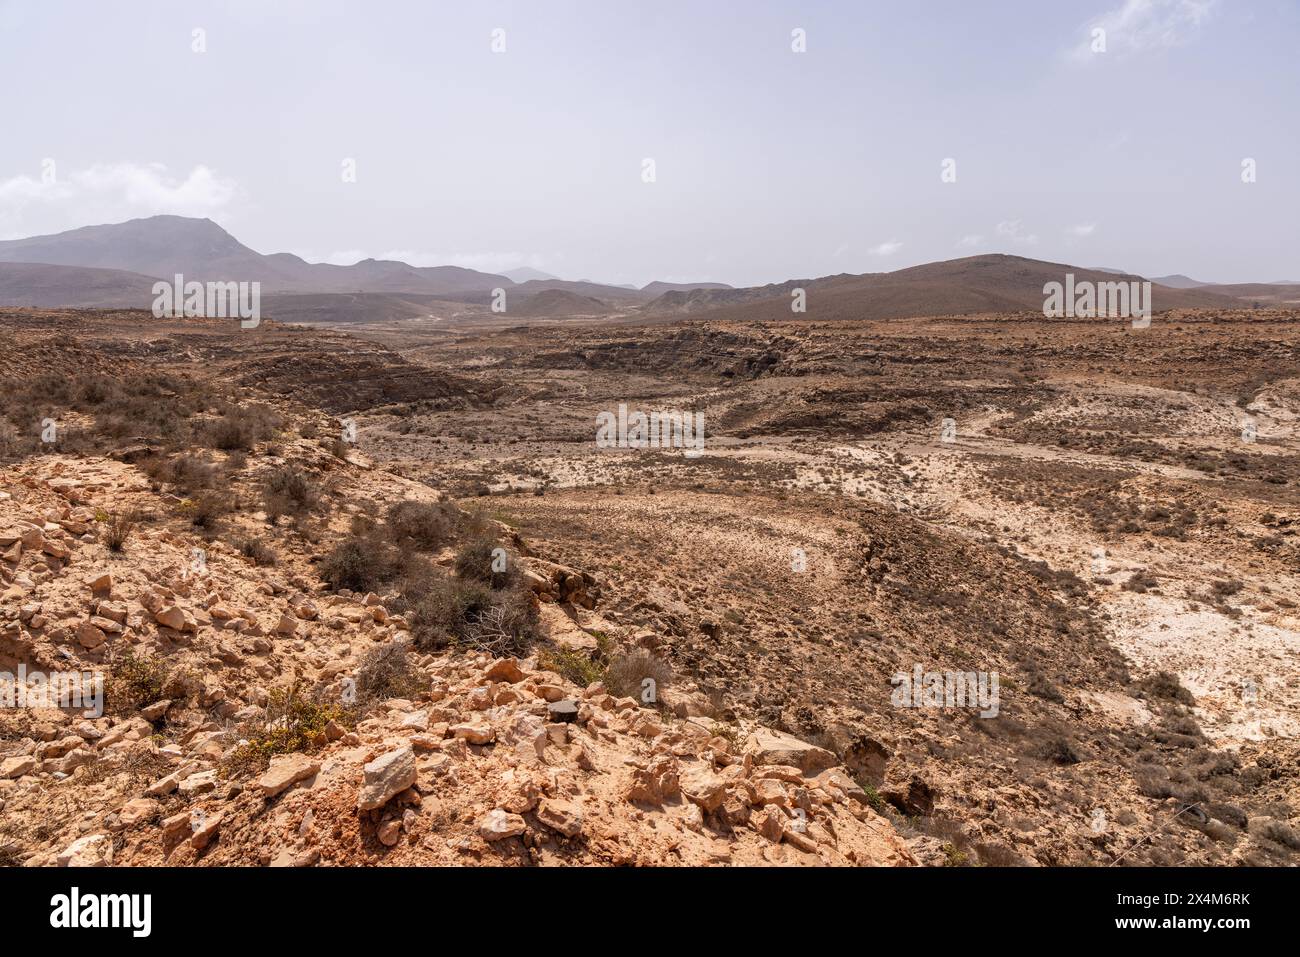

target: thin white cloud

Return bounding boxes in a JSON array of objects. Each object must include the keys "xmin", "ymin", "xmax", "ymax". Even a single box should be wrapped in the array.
[
  {"xmin": 1070, "ymin": 0, "xmax": 1216, "ymax": 61},
  {"xmin": 955, "ymin": 234, "xmax": 985, "ymax": 248},
  {"xmin": 996, "ymin": 220, "xmax": 1039, "ymax": 246},
  {"xmin": 868, "ymin": 240, "xmax": 903, "ymax": 256},
  {"xmin": 1067, "ymin": 223, "xmax": 1097, "ymax": 237},
  {"xmin": 0, "ymin": 162, "xmax": 239, "ymax": 238}
]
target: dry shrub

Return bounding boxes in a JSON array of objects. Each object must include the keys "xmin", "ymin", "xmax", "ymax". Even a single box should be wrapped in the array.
[
  {"xmin": 105, "ymin": 651, "xmax": 169, "ymax": 716},
  {"xmin": 222, "ymin": 684, "xmax": 352, "ymax": 777},
  {"xmin": 1251, "ymin": 818, "xmax": 1300, "ymax": 851},
  {"xmin": 393, "ymin": 560, "xmax": 537, "ymax": 655},
  {"xmin": 353, "ymin": 638, "xmax": 424, "ymax": 708},
  {"xmin": 1142, "ymin": 670, "xmax": 1195, "ymax": 706},
  {"xmin": 320, "ymin": 524, "xmax": 403, "ymax": 592},
  {"xmin": 396, "ymin": 567, "xmax": 490, "ymax": 650},
  {"xmin": 264, "ymin": 464, "xmax": 317, "ymax": 519},
  {"xmin": 386, "ymin": 499, "xmax": 456, "ymax": 550},
  {"xmin": 539, "ymin": 646, "xmax": 606, "ymax": 689},
  {"xmin": 202, "ymin": 403, "xmax": 279, "ymax": 451},
  {"xmin": 459, "ymin": 590, "xmax": 538, "ymax": 657},
  {"xmin": 145, "ymin": 453, "xmax": 215, "ymax": 491},
  {"xmin": 605, "ymin": 650, "xmax": 673, "ymax": 705},
  {"xmin": 454, "ymin": 536, "xmax": 516, "ymax": 588},
  {"xmin": 1034, "ymin": 735, "xmax": 1085, "ymax": 765},
  {"xmin": 236, "ymin": 535, "xmax": 278, "ymax": 566},
  {"xmin": 98, "ymin": 508, "xmax": 138, "ymax": 552},
  {"xmin": 184, "ymin": 492, "xmax": 232, "ymax": 531}
]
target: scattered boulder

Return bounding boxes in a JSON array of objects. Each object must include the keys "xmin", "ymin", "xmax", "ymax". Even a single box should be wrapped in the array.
[
  {"xmin": 357, "ymin": 747, "xmax": 417, "ymax": 810},
  {"xmin": 680, "ymin": 764, "xmax": 728, "ymax": 813},
  {"xmin": 258, "ymin": 754, "xmax": 321, "ymax": 799},
  {"xmin": 75, "ymin": 620, "xmax": 108, "ymax": 649},
  {"xmin": 626, "ymin": 755, "xmax": 681, "ymax": 805},
  {"xmin": 485, "ymin": 657, "xmax": 526, "ymax": 684},
  {"xmin": 479, "ymin": 809, "xmax": 526, "ymax": 842},
  {"xmin": 1, "ymin": 756, "xmax": 36, "ymax": 779},
  {"xmin": 119, "ymin": 798, "xmax": 162, "ymax": 827},
  {"xmin": 748, "ymin": 728, "xmax": 838, "ymax": 774},
  {"xmin": 450, "ymin": 722, "xmax": 495, "ymax": 746},
  {"xmin": 535, "ymin": 799, "xmax": 584, "ymax": 838},
  {"xmin": 547, "ymin": 700, "xmax": 579, "ymax": 723},
  {"xmin": 190, "ymin": 812, "xmax": 223, "ymax": 850},
  {"xmin": 58, "ymin": 834, "xmax": 113, "ymax": 866}
]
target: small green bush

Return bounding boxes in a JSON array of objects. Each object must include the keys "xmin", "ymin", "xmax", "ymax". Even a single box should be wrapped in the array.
[
  {"xmin": 222, "ymin": 684, "xmax": 352, "ymax": 777},
  {"xmin": 106, "ymin": 651, "xmax": 169, "ymax": 715}
]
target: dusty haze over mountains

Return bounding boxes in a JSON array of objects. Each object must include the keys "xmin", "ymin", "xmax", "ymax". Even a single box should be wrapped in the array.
[{"xmin": 1, "ymin": 0, "xmax": 1297, "ymax": 287}]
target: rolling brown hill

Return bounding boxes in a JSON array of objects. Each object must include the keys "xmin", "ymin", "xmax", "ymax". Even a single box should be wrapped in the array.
[
  {"xmin": 642, "ymin": 254, "xmax": 1249, "ymax": 322},
  {"xmin": 0, "ymin": 261, "xmax": 159, "ymax": 308},
  {"xmin": 256, "ymin": 292, "xmax": 452, "ymax": 325},
  {"xmin": 511, "ymin": 288, "xmax": 616, "ymax": 317},
  {"xmin": 1195, "ymin": 283, "xmax": 1300, "ymax": 305},
  {"xmin": 507, "ymin": 278, "xmax": 647, "ymax": 303},
  {"xmin": 640, "ymin": 280, "xmax": 734, "ymax": 296}
]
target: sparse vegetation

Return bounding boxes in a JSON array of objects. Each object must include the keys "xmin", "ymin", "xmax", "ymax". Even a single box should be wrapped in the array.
[
  {"xmin": 385, "ymin": 499, "xmax": 455, "ymax": 550},
  {"xmin": 236, "ymin": 535, "xmax": 278, "ymax": 566},
  {"xmin": 222, "ymin": 684, "xmax": 352, "ymax": 777},
  {"xmin": 320, "ymin": 523, "xmax": 403, "ymax": 592},
  {"xmin": 1142, "ymin": 670, "xmax": 1196, "ymax": 706},
  {"xmin": 202, "ymin": 403, "xmax": 279, "ymax": 451},
  {"xmin": 98, "ymin": 508, "xmax": 138, "ymax": 552},
  {"xmin": 454, "ymin": 535, "xmax": 516, "ymax": 588},
  {"xmin": 353, "ymin": 639, "xmax": 424, "ymax": 709},
  {"xmin": 263, "ymin": 464, "xmax": 317, "ymax": 519},
  {"xmin": 539, "ymin": 646, "xmax": 606, "ymax": 689},
  {"xmin": 106, "ymin": 651, "xmax": 170, "ymax": 716},
  {"xmin": 184, "ymin": 491, "xmax": 232, "ymax": 531},
  {"xmin": 604, "ymin": 649, "xmax": 672, "ymax": 705}
]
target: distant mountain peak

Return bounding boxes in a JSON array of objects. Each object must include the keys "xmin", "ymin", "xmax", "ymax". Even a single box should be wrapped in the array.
[
  {"xmin": 502, "ymin": 266, "xmax": 559, "ymax": 283},
  {"xmin": 0, "ymin": 216, "xmax": 512, "ymax": 297}
]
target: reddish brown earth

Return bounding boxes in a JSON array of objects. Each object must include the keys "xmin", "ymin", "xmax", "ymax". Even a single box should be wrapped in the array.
[{"xmin": 1, "ymin": 306, "xmax": 1297, "ymax": 867}]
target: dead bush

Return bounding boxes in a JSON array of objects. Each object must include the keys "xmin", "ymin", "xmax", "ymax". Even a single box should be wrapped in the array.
[
  {"xmin": 1034, "ymin": 734, "xmax": 1085, "ymax": 765},
  {"xmin": 353, "ymin": 639, "xmax": 424, "ymax": 708},
  {"xmin": 1251, "ymin": 818, "xmax": 1300, "ymax": 851},
  {"xmin": 184, "ymin": 492, "xmax": 232, "ymax": 531},
  {"xmin": 236, "ymin": 535, "xmax": 278, "ymax": 566},
  {"xmin": 201, "ymin": 402, "xmax": 280, "ymax": 451},
  {"xmin": 146, "ymin": 453, "xmax": 215, "ymax": 491},
  {"xmin": 394, "ymin": 562, "xmax": 536, "ymax": 654},
  {"xmin": 264, "ymin": 464, "xmax": 317, "ymax": 519},
  {"xmin": 605, "ymin": 650, "xmax": 673, "ymax": 706},
  {"xmin": 459, "ymin": 588, "xmax": 539, "ymax": 657},
  {"xmin": 319, "ymin": 527, "xmax": 402, "ymax": 593},
  {"xmin": 386, "ymin": 499, "xmax": 456, "ymax": 550},
  {"xmin": 454, "ymin": 536, "xmax": 516, "ymax": 588},
  {"xmin": 98, "ymin": 508, "xmax": 138, "ymax": 552},
  {"xmin": 1142, "ymin": 670, "xmax": 1195, "ymax": 706}
]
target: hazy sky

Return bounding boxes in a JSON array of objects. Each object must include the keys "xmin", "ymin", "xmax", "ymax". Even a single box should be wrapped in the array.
[{"xmin": 1, "ymin": 0, "xmax": 1296, "ymax": 286}]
